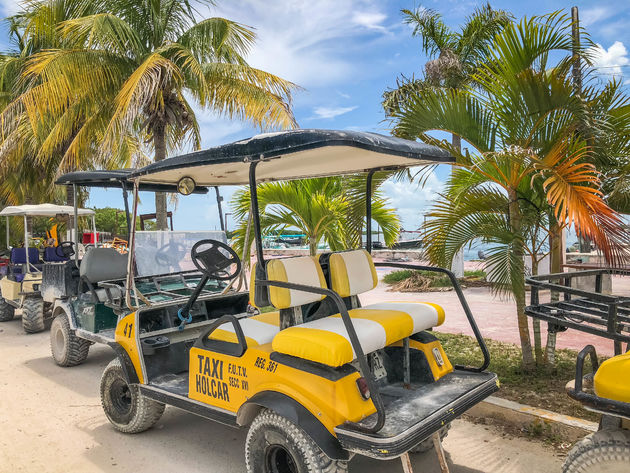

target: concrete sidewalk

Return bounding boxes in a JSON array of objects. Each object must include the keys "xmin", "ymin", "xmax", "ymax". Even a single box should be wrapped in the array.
[{"xmin": 0, "ymin": 321, "xmax": 563, "ymax": 473}]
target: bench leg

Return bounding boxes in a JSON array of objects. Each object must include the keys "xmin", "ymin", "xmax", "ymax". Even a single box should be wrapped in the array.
[
  {"xmin": 400, "ymin": 452, "xmax": 414, "ymax": 473},
  {"xmin": 433, "ymin": 431, "xmax": 450, "ymax": 473}
]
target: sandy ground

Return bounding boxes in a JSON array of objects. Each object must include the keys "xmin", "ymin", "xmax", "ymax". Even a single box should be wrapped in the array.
[{"xmin": 0, "ymin": 320, "xmax": 563, "ymax": 473}]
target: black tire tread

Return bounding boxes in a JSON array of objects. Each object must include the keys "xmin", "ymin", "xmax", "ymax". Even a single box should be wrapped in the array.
[
  {"xmin": 22, "ymin": 296, "xmax": 45, "ymax": 333},
  {"xmin": 100, "ymin": 358, "xmax": 164, "ymax": 434},
  {"xmin": 50, "ymin": 313, "xmax": 90, "ymax": 367},
  {"xmin": 0, "ymin": 295, "xmax": 14, "ymax": 322},
  {"xmin": 562, "ymin": 429, "xmax": 630, "ymax": 473},
  {"xmin": 245, "ymin": 409, "xmax": 347, "ymax": 473}
]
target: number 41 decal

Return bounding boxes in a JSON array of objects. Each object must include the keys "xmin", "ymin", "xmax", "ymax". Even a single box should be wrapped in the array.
[{"xmin": 123, "ymin": 322, "xmax": 133, "ymax": 337}]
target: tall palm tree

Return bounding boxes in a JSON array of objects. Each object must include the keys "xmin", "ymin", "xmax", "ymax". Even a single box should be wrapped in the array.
[
  {"xmin": 2, "ymin": 0, "xmax": 297, "ymax": 229},
  {"xmin": 393, "ymin": 13, "xmax": 630, "ymax": 370},
  {"xmin": 382, "ymin": 3, "xmax": 511, "ymax": 276},
  {"xmin": 231, "ymin": 177, "xmax": 400, "ymax": 259}
]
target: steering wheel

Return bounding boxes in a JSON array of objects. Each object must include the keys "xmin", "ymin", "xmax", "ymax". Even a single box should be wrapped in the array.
[
  {"xmin": 56, "ymin": 241, "xmax": 76, "ymax": 258},
  {"xmin": 155, "ymin": 241, "xmax": 186, "ymax": 268},
  {"xmin": 191, "ymin": 239, "xmax": 241, "ymax": 281}
]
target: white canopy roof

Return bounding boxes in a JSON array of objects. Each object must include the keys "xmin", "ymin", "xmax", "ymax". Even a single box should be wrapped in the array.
[{"xmin": 0, "ymin": 204, "xmax": 95, "ymax": 217}]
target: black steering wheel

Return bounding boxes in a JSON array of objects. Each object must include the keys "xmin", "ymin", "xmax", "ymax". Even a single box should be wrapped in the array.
[
  {"xmin": 155, "ymin": 241, "xmax": 186, "ymax": 268},
  {"xmin": 191, "ymin": 239, "xmax": 241, "ymax": 281},
  {"xmin": 56, "ymin": 241, "xmax": 76, "ymax": 258}
]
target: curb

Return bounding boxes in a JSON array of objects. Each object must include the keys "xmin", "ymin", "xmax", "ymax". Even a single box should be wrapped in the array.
[{"xmin": 467, "ymin": 395, "xmax": 598, "ymax": 443}]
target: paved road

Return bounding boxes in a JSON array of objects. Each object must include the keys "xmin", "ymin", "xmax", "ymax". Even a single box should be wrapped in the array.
[{"xmin": 0, "ymin": 320, "xmax": 563, "ymax": 473}]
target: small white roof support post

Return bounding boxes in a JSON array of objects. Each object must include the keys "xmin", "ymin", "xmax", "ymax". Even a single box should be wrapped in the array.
[
  {"xmin": 92, "ymin": 215, "xmax": 97, "ymax": 246},
  {"xmin": 23, "ymin": 214, "xmax": 29, "ymax": 274}
]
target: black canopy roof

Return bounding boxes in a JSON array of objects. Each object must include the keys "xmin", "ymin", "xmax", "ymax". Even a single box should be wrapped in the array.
[
  {"xmin": 129, "ymin": 129, "xmax": 453, "ymax": 187},
  {"xmin": 55, "ymin": 169, "xmax": 209, "ymax": 194}
]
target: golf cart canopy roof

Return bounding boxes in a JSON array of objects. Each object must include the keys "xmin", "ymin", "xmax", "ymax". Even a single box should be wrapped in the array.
[
  {"xmin": 129, "ymin": 129, "xmax": 453, "ymax": 186},
  {"xmin": 55, "ymin": 169, "xmax": 209, "ymax": 194},
  {"xmin": 0, "ymin": 204, "xmax": 95, "ymax": 217}
]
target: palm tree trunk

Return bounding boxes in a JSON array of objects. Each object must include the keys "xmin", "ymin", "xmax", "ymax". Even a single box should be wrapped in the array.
[
  {"xmin": 508, "ymin": 189, "xmax": 535, "ymax": 370},
  {"xmin": 153, "ymin": 123, "xmax": 168, "ymax": 231},
  {"xmin": 531, "ymin": 256, "xmax": 543, "ymax": 365},
  {"xmin": 544, "ymin": 220, "xmax": 563, "ymax": 367},
  {"xmin": 309, "ymin": 236, "xmax": 317, "ymax": 256},
  {"xmin": 450, "ymin": 133, "xmax": 464, "ymax": 278}
]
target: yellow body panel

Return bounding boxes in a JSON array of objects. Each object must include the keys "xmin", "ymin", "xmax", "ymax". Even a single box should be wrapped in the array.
[
  {"xmin": 115, "ymin": 312, "xmax": 144, "ymax": 383},
  {"xmin": 594, "ymin": 351, "xmax": 630, "ymax": 403},
  {"xmin": 188, "ymin": 344, "xmax": 375, "ymax": 434},
  {"xmin": 393, "ymin": 338, "xmax": 454, "ymax": 381}
]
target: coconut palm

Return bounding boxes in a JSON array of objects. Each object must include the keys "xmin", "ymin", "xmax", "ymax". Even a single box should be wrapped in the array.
[
  {"xmin": 393, "ymin": 13, "xmax": 630, "ymax": 370},
  {"xmin": 2, "ymin": 0, "xmax": 297, "ymax": 229},
  {"xmin": 382, "ymin": 3, "xmax": 511, "ymax": 119},
  {"xmin": 231, "ymin": 177, "xmax": 400, "ymax": 260}
]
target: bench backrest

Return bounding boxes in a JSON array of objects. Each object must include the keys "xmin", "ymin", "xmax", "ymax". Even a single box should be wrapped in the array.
[
  {"xmin": 11, "ymin": 247, "xmax": 40, "ymax": 265},
  {"xmin": 329, "ymin": 249, "xmax": 378, "ymax": 297},
  {"xmin": 80, "ymin": 247, "xmax": 128, "ymax": 283}
]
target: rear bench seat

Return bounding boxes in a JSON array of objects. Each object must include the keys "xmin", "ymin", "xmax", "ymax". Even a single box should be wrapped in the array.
[
  {"xmin": 209, "ymin": 312, "xmax": 280, "ymax": 347},
  {"xmin": 270, "ymin": 251, "xmax": 445, "ymax": 367}
]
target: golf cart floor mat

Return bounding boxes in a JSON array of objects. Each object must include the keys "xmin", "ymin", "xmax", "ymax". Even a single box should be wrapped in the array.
[
  {"xmin": 150, "ymin": 373, "xmax": 189, "ymax": 397},
  {"xmin": 334, "ymin": 370, "xmax": 498, "ymax": 459}
]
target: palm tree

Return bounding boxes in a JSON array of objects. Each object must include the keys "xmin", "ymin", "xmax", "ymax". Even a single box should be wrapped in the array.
[
  {"xmin": 231, "ymin": 177, "xmax": 400, "ymax": 259},
  {"xmin": 2, "ymin": 0, "xmax": 297, "ymax": 229},
  {"xmin": 382, "ymin": 3, "xmax": 511, "ymax": 276},
  {"xmin": 392, "ymin": 13, "xmax": 630, "ymax": 370}
]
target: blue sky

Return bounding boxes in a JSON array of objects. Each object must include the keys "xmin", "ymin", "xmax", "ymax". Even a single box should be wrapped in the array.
[{"xmin": 0, "ymin": 0, "xmax": 628, "ymax": 232}]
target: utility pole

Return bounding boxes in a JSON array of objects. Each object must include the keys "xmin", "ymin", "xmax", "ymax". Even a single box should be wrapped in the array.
[{"xmin": 572, "ymin": 5, "xmax": 589, "ymax": 255}]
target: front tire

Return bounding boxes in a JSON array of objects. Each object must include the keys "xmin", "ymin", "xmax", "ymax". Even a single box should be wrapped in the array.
[
  {"xmin": 50, "ymin": 313, "xmax": 91, "ymax": 366},
  {"xmin": 0, "ymin": 293, "xmax": 14, "ymax": 322},
  {"xmin": 563, "ymin": 429, "xmax": 630, "ymax": 473},
  {"xmin": 245, "ymin": 409, "xmax": 347, "ymax": 473},
  {"xmin": 100, "ymin": 358, "xmax": 164, "ymax": 433},
  {"xmin": 22, "ymin": 296, "xmax": 45, "ymax": 333}
]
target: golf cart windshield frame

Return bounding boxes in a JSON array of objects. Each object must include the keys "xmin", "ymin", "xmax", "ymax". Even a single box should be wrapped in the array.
[{"xmin": 127, "ymin": 129, "xmax": 491, "ymax": 434}]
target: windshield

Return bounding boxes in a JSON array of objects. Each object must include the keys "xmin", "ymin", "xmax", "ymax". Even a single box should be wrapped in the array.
[{"xmin": 134, "ymin": 231, "xmax": 227, "ymax": 278}]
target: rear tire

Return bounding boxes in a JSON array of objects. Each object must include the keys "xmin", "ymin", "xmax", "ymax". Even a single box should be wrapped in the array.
[
  {"xmin": 245, "ymin": 409, "xmax": 348, "ymax": 473},
  {"xmin": 50, "ymin": 313, "xmax": 91, "ymax": 366},
  {"xmin": 22, "ymin": 296, "xmax": 45, "ymax": 333},
  {"xmin": 0, "ymin": 293, "xmax": 14, "ymax": 322},
  {"xmin": 100, "ymin": 358, "xmax": 164, "ymax": 433},
  {"xmin": 409, "ymin": 423, "xmax": 451, "ymax": 454},
  {"xmin": 563, "ymin": 429, "xmax": 630, "ymax": 473}
]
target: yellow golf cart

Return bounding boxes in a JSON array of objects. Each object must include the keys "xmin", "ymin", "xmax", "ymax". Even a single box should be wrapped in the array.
[{"xmin": 99, "ymin": 130, "xmax": 498, "ymax": 473}]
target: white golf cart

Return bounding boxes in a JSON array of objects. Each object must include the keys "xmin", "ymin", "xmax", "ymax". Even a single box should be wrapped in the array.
[{"xmin": 0, "ymin": 204, "xmax": 96, "ymax": 333}]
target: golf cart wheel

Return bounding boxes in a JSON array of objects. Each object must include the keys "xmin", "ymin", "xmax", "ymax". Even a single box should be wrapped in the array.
[
  {"xmin": 0, "ymin": 294, "xmax": 14, "ymax": 322},
  {"xmin": 563, "ymin": 429, "xmax": 630, "ymax": 473},
  {"xmin": 100, "ymin": 358, "xmax": 165, "ymax": 434},
  {"xmin": 409, "ymin": 423, "xmax": 451, "ymax": 454},
  {"xmin": 245, "ymin": 409, "xmax": 348, "ymax": 473},
  {"xmin": 22, "ymin": 296, "xmax": 45, "ymax": 333},
  {"xmin": 50, "ymin": 313, "xmax": 91, "ymax": 367}
]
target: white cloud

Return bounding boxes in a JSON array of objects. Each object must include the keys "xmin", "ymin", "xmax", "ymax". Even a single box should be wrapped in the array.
[
  {"xmin": 352, "ymin": 11, "xmax": 387, "ymax": 32},
  {"xmin": 581, "ymin": 6, "xmax": 614, "ymax": 26},
  {"xmin": 0, "ymin": 1, "xmax": 20, "ymax": 16},
  {"xmin": 590, "ymin": 41, "xmax": 629, "ymax": 78},
  {"xmin": 312, "ymin": 106, "xmax": 358, "ymax": 119},
  {"xmin": 381, "ymin": 169, "xmax": 445, "ymax": 230},
  {"xmin": 201, "ymin": 1, "xmax": 389, "ymax": 87}
]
